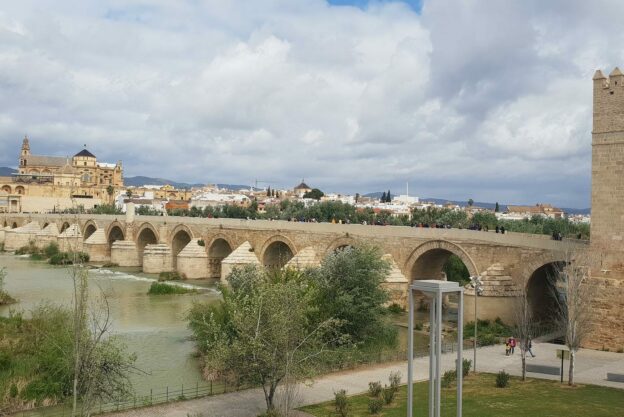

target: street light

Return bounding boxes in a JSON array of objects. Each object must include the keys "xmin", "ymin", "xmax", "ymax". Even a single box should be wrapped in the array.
[{"xmin": 469, "ymin": 275, "xmax": 484, "ymax": 372}]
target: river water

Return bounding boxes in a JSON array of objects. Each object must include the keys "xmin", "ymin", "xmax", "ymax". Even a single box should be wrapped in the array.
[{"xmin": 0, "ymin": 253, "xmax": 221, "ymax": 397}]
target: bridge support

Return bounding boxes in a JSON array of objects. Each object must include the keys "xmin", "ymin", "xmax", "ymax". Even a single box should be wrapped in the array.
[
  {"xmin": 143, "ymin": 244, "xmax": 173, "ymax": 274},
  {"xmin": 34, "ymin": 223, "xmax": 59, "ymax": 249},
  {"xmin": 84, "ymin": 229, "xmax": 110, "ymax": 263},
  {"xmin": 111, "ymin": 240, "xmax": 140, "ymax": 267},
  {"xmin": 177, "ymin": 239, "xmax": 209, "ymax": 279},
  {"xmin": 4, "ymin": 221, "xmax": 41, "ymax": 251}
]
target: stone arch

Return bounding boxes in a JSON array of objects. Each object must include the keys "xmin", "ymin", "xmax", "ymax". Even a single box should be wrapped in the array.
[
  {"xmin": 260, "ymin": 235, "xmax": 296, "ymax": 269},
  {"xmin": 1, "ymin": 185, "xmax": 11, "ymax": 194},
  {"xmin": 136, "ymin": 223, "xmax": 159, "ymax": 265},
  {"xmin": 170, "ymin": 224, "xmax": 193, "ymax": 269},
  {"xmin": 106, "ymin": 222, "xmax": 125, "ymax": 253},
  {"xmin": 325, "ymin": 236, "xmax": 358, "ymax": 256},
  {"xmin": 83, "ymin": 221, "xmax": 97, "ymax": 241},
  {"xmin": 405, "ymin": 240, "xmax": 479, "ymax": 281},
  {"xmin": 42, "ymin": 222, "xmax": 49, "ymax": 229},
  {"xmin": 2, "ymin": 221, "xmax": 6, "ymax": 228},
  {"xmin": 14, "ymin": 186, "xmax": 25, "ymax": 195},
  {"xmin": 207, "ymin": 235, "xmax": 235, "ymax": 279},
  {"xmin": 60, "ymin": 222, "xmax": 70, "ymax": 233},
  {"xmin": 524, "ymin": 257, "xmax": 566, "ymax": 328},
  {"xmin": 11, "ymin": 222, "xmax": 18, "ymax": 229}
]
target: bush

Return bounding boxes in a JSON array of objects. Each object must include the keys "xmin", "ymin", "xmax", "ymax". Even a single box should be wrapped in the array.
[
  {"xmin": 381, "ymin": 386, "xmax": 395, "ymax": 405},
  {"xmin": 102, "ymin": 262, "xmax": 119, "ymax": 268},
  {"xmin": 43, "ymin": 242, "xmax": 60, "ymax": 258},
  {"xmin": 389, "ymin": 371, "xmax": 401, "ymax": 392},
  {"xmin": 496, "ymin": 370, "xmax": 510, "ymax": 388},
  {"xmin": 148, "ymin": 282, "xmax": 196, "ymax": 295},
  {"xmin": 414, "ymin": 322, "xmax": 423, "ymax": 331},
  {"xmin": 368, "ymin": 398, "xmax": 383, "ymax": 414},
  {"xmin": 387, "ymin": 303, "xmax": 404, "ymax": 314},
  {"xmin": 368, "ymin": 381, "xmax": 382, "ymax": 398},
  {"xmin": 462, "ymin": 358, "xmax": 472, "ymax": 377},
  {"xmin": 49, "ymin": 252, "xmax": 89, "ymax": 265},
  {"xmin": 9, "ymin": 383, "xmax": 18, "ymax": 398},
  {"xmin": 334, "ymin": 389, "xmax": 349, "ymax": 417},
  {"xmin": 441, "ymin": 370, "xmax": 456, "ymax": 388}
]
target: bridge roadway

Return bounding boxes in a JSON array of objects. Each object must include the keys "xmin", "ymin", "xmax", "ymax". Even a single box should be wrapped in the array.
[{"xmin": 1, "ymin": 212, "xmax": 586, "ymax": 324}]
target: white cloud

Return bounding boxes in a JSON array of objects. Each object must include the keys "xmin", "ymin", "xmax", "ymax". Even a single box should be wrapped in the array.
[{"xmin": 1, "ymin": 0, "xmax": 622, "ymax": 207}]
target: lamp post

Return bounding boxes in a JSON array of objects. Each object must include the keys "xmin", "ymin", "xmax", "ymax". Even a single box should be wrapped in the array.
[{"xmin": 469, "ymin": 275, "xmax": 483, "ymax": 372}]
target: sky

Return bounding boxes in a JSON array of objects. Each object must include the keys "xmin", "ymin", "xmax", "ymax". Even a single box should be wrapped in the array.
[{"xmin": 1, "ymin": 1, "xmax": 623, "ymax": 208}]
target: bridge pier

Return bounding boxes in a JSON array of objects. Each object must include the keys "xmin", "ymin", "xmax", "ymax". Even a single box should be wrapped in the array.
[
  {"xmin": 4, "ymin": 221, "xmax": 41, "ymax": 251},
  {"xmin": 84, "ymin": 229, "xmax": 110, "ymax": 263},
  {"xmin": 111, "ymin": 240, "xmax": 140, "ymax": 267},
  {"xmin": 221, "ymin": 241, "xmax": 260, "ymax": 282},
  {"xmin": 143, "ymin": 244, "xmax": 173, "ymax": 274},
  {"xmin": 58, "ymin": 224, "xmax": 83, "ymax": 252},
  {"xmin": 177, "ymin": 239, "xmax": 209, "ymax": 279}
]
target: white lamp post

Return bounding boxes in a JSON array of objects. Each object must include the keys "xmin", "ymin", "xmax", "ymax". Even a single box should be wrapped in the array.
[
  {"xmin": 407, "ymin": 280, "xmax": 464, "ymax": 417},
  {"xmin": 469, "ymin": 275, "xmax": 483, "ymax": 372}
]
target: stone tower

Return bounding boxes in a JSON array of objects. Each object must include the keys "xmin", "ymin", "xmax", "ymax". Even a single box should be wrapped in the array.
[
  {"xmin": 589, "ymin": 68, "xmax": 624, "ymax": 350},
  {"xmin": 20, "ymin": 135, "xmax": 30, "ymax": 168}
]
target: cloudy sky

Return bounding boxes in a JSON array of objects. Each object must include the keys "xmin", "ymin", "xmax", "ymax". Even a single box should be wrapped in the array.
[{"xmin": 1, "ymin": 0, "xmax": 623, "ymax": 208}]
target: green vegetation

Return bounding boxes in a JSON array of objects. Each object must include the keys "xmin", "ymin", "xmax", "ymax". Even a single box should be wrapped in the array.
[
  {"xmin": 0, "ymin": 304, "xmax": 134, "ymax": 413},
  {"xmin": 302, "ymin": 373, "xmax": 624, "ymax": 417},
  {"xmin": 303, "ymin": 188, "xmax": 325, "ymax": 200},
  {"xmin": 148, "ymin": 282, "xmax": 197, "ymax": 295},
  {"xmin": 14, "ymin": 242, "xmax": 89, "ymax": 265},
  {"xmin": 443, "ymin": 254, "xmax": 470, "ymax": 285},
  {"xmin": 158, "ymin": 271, "xmax": 184, "ymax": 281},
  {"xmin": 0, "ymin": 267, "xmax": 16, "ymax": 305},
  {"xmin": 59, "ymin": 204, "xmax": 122, "ymax": 215},
  {"xmin": 187, "ymin": 245, "xmax": 397, "ymax": 413},
  {"xmin": 496, "ymin": 370, "xmax": 510, "ymax": 388},
  {"xmin": 464, "ymin": 318, "xmax": 512, "ymax": 346}
]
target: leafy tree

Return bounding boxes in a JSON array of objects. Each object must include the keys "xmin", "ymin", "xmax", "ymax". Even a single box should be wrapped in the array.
[
  {"xmin": 266, "ymin": 186, "xmax": 271, "ymax": 197},
  {"xmin": 355, "ymin": 193, "xmax": 360, "ymax": 204},
  {"xmin": 125, "ymin": 189, "xmax": 132, "ymax": 198},
  {"xmin": 309, "ymin": 245, "xmax": 392, "ymax": 344},
  {"xmin": 380, "ymin": 192, "xmax": 386, "ymax": 203},
  {"xmin": 386, "ymin": 190, "xmax": 392, "ymax": 203},
  {"xmin": 187, "ymin": 266, "xmax": 342, "ymax": 412},
  {"xmin": 495, "ymin": 202, "xmax": 500, "ymax": 212},
  {"xmin": 443, "ymin": 255, "xmax": 470, "ymax": 285},
  {"xmin": 303, "ymin": 188, "xmax": 325, "ymax": 200},
  {"xmin": 468, "ymin": 198, "xmax": 474, "ymax": 207}
]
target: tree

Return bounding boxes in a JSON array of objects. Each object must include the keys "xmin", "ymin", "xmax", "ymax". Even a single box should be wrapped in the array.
[
  {"xmin": 512, "ymin": 274, "xmax": 534, "ymax": 381},
  {"xmin": 380, "ymin": 192, "xmax": 386, "ymax": 203},
  {"xmin": 106, "ymin": 185, "xmax": 115, "ymax": 204},
  {"xmin": 355, "ymin": 193, "xmax": 360, "ymax": 204},
  {"xmin": 468, "ymin": 198, "xmax": 474, "ymax": 207},
  {"xmin": 266, "ymin": 186, "xmax": 271, "ymax": 197},
  {"xmin": 386, "ymin": 190, "xmax": 392, "ymax": 203},
  {"xmin": 310, "ymin": 245, "xmax": 392, "ymax": 343},
  {"xmin": 551, "ymin": 249, "xmax": 597, "ymax": 385},
  {"xmin": 303, "ymin": 188, "xmax": 324, "ymax": 200},
  {"xmin": 495, "ymin": 202, "xmax": 500, "ymax": 213},
  {"xmin": 188, "ymin": 267, "xmax": 342, "ymax": 413},
  {"xmin": 125, "ymin": 189, "xmax": 132, "ymax": 198},
  {"xmin": 0, "ymin": 267, "xmax": 16, "ymax": 305}
]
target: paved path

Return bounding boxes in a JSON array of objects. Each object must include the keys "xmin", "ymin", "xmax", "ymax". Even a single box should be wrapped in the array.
[{"xmin": 107, "ymin": 342, "xmax": 624, "ymax": 417}]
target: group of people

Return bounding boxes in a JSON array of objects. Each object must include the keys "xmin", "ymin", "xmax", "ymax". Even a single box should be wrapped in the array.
[{"xmin": 505, "ymin": 336, "xmax": 535, "ymax": 357}]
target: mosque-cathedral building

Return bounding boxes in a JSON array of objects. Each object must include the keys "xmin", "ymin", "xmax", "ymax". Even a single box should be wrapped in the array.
[{"xmin": 0, "ymin": 137, "xmax": 123, "ymax": 213}]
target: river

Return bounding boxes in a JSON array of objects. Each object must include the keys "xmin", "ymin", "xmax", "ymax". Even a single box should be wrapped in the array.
[{"xmin": 0, "ymin": 253, "xmax": 221, "ymax": 397}]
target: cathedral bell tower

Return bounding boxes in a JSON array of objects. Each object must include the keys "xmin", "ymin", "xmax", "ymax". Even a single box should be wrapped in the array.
[{"xmin": 20, "ymin": 135, "xmax": 30, "ymax": 168}]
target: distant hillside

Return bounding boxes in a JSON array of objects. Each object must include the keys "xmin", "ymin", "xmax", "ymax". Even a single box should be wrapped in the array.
[
  {"xmin": 124, "ymin": 175, "xmax": 259, "ymax": 191},
  {"xmin": 362, "ymin": 191, "xmax": 590, "ymax": 215},
  {"xmin": 0, "ymin": 167, "xmax": 16, "ymax": 176}
]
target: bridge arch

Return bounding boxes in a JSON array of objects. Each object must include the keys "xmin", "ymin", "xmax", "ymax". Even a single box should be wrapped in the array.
[
  {"xmin": 260, "ymin": 235, "xmax": 296, "ymax": 269},
  {"xmin": 11, "ymin": 222, "xmax": 17, "ymax": 229},
  {"xmin": 106, "ymin": 222, "xmax": 125, "ymax": 253},
  {"xmin": 170, "ymin": 224, "xmax": 193, "ymax": 269},
  {"xmin": 136, "ymin": 223, "xmax": 159, "ymax": 265},
  {"xmin": 206, "ymin": 234, "xmax": 235, "ymax": 279},
  {"xmin": 60, "ymin": 222, "xmax": 70, "ymax": 233},
  {"xmin": 83, "ymin": 221, "xmax": 97, "ymax": 241},
  {"xmin": 523, "ymin": 255, "xmax": 566, "ymax": 327},
  {"xmin": 325, "ymin": 236, "xmax": 358, "ymax": 256},
  {"xmin": 405, "ymin": 240, "xmax": 479, "ymax": 282}
]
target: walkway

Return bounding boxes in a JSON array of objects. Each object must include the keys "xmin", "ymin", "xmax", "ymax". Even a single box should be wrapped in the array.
[{"xmin": 107, "ymin": 342, "xmax": 624, "ymax": 417}]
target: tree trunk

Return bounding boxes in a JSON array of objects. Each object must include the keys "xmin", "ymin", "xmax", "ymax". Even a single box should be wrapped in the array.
[
  {"xmin": 521, "ymin": 355, "xmax": 526, "ymax": 381},
  {"xmin": 569, "ymin": 350, "xmax": 575, "ymax": 386}
]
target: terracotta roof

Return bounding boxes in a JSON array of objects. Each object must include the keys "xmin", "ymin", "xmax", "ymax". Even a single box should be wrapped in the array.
[
  {"xmin": 74, "ymin": 149, "xmax": 96, "ymax": 158},
  {"xmin": 25, "ymin": 155, "xmax": 67, "ymax": 167},
  {"xmin": 294, "ymin": 182, "xmax": 311, "ymax": 190}
]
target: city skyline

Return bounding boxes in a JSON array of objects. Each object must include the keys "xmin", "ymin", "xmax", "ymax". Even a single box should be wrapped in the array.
[{"xmin": 2, "ymin": 1, "xmax": 623, "ymax": 207}]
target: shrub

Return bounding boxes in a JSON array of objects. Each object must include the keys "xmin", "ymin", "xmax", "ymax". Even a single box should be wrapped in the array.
[
  {"xmin": 387, "ymin": 303, "xmax": 404, "ymax": 314},
  {"xmin": 368, "ymin": 398, "xmax": 383, "ymax": 414},
  {"xmin": 389, "ymin": 371, "xmax": 401, "ymax": 392},
  {"xmin": 198, "ymin": 239, "xmax": 205, "ymax": 247},
  {"xmin": 441, "ymin": 370, "xmax": 456, "ymax": 388},
  {"xmin": 49, "ymin": 251, "xmax": 90, "ymax": 265},
  {"xmin": 382, "ymin": 386, "xmax": 395, "ymax": 404},
  {"xmin": 148, "ymin": 282, "xmax": 196, "ymax": 295},
  {"xmin": 43, "ymin": 242, "xmax": 60, "ymax": 258},
  {"xmin": 9, "ymin": 383, "xmax": 18, "ymax": 398},
  {"xmin": 159, "ymin": 271, "xmax": 184, "ymax": 281},
  {"xmin": 462, "ymin": 358, "xmax": 472, "ymax": 377},
  {"xmin": 102, "ymin": 262, "xmax": 119, "ymax": 268},
  {"xmin": 496, "ymin": 370, "xmax": 510, "ymax": 388},
  {"xmin": 414, "ymin": 322, "xmax": 423, "ymax": 331},
  {"xmin": 368, "ymin": 381, "xmax": 382, "ymax": 398},
  {"xmin": 0, "ymin": 351, "xmax": 11, "ymax": 370},
  {"xmin": 30, "ymin": 253, "xmax": 45, "ymax": 261},
  {"xmin": 334, "ymin": 389, "xmax": 349, "ymax": 417}
]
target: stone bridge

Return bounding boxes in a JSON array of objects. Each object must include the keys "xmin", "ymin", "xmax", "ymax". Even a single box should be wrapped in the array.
[{"xmin": 0, "ymin": 210, "xmax": 586, "ymax": 324}]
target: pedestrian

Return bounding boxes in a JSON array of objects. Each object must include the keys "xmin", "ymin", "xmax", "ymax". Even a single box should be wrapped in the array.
[
  {"xmin": 501, "ymin": 226, "xmax": 506, "ymax": 234},
  {"xmin": 509, "ymin": 337, "xmax": 516, "ymax": 355},
  {"xmin": 505, "ymin": 340, "xmax": 511, "ymax": 356},
  {"xmin": 495, "ymin": 225, "xmax": 500, "ymax": 233},
  {"xmin": 527, "ymin": 339, "xmax": 535, "ymax": 357}
]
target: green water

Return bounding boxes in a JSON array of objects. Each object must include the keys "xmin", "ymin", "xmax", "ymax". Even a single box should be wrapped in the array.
[{"xmin": 0, "ymin": 253, "xmax": 221, "ymax": 397}]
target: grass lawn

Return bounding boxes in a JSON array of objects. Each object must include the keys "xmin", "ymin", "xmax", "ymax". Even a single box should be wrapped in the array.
[{"xmin": 301, "ymin": 373, "xmax": 624, "ymax": 417}]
